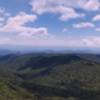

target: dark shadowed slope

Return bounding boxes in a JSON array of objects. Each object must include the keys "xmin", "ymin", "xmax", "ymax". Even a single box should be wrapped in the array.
[{"xmin": 0, "ymin": 53, "xmax": 100, "ymax": 100}]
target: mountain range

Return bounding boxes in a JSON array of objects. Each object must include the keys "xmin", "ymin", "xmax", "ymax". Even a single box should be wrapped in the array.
[{"xmin": 0, "ymin": 51, "xmax": 100, "ymax": 100}]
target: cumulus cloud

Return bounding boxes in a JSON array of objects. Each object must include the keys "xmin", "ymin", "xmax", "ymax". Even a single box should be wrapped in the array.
[
  {"xmin": 0, "ymin": 7, "xmax": 10, "ymax": 24},
  {"xmin": 18, "ymin": 27, "xmax": 48, "ymax": 37},
  {"xmin": 93, "ymin": 14, "xmax": 100, "ymax": 21},
  {"xmin": 82, "ymin": 0, "xmax": 100, "ymax": 11},
  {"xmin": 29, "ymin": 0, "xmax": 85, "ymax": 21},
  {"xmin": 82, "ymin": 36, "xmax": 100, "ymax": 47},
  {"xmin": 73, "ymin": 22, "xmax": 95, "ymax": 28},
  {"xmin": 0, "ymin": 12, "xmax": 37, "ymax": 31},
  {"xmin": 29, "ymin": 0, "xmax": 100, "ymax": 21},
  {"xmin": 95, "ymin": 28, "xmax": 100, "ymax": 32},
  {"xmin": 0, "ymin": 1, "xmax": 100, "ymax": 47},
  {"xmin": 0, "ymin": 7, "xmax": 10, "ymax": 17},
  {"xmin": 0, "ymin": 7, "xmax": 10, "ymax": 26},
  {"xmin": 0, "ymin": 12, "xmax": 48, "ymax": 36}
]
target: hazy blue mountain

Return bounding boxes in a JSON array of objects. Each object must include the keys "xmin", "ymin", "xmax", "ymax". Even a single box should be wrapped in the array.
[
  {"xmin": 0, "ymin": 49, "xmax": 14, "ymax": 56},
  {"xmin": 1, "ymin": 45, "xmax": 100, "ymax": 54}
]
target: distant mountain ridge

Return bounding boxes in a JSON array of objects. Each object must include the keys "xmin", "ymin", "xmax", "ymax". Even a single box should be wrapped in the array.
[
  {"xmin": 0, "ymin": 49, "xmax": 13, "ymax": 56},
  {"xmin": 1, "ymin": 45, "xmax": 100, "ymax": 54}
]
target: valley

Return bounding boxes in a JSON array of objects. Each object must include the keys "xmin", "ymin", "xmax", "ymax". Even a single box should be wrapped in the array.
[{"xmin": 0, "ymin": 53, "xmax": 100, "ymax": 100}]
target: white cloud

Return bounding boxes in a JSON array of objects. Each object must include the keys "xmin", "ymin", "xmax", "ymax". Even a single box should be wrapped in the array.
[
  {"xmin": 58, "ymin": 7, "xmax": 85, "ymax": 21},
  {"xmin": 0, "ymin": 36, "xmax": 10, "ymax": 44},
  {"xmin": 1, "ymin": 35, "xmax": 100, "ymax": 47},
  {"xmin": 29, "ymin": 0, "xmax": 85, "ymax": 21},
  {"xmin": 0, "ymin": 1, "xmax": 100, "ymax": 47},
  {"xmin": 93, "ymin": 14, "xmax": 100, "ymax": 21},
  {"xmin": 0, "ymin": 17, "xmax": 5, "ymax": 22},
  {"xmin": 29, "ymin": 0, "xmax": 100, "ymax": 21},
  {"xmin": 95, "ymin": 28, "xmax": 100, "ymax": 32},
  {"xmin": 1, "ymin": 12, "xmax": 37, "ymax": 30},
  {"xmin": 73, "ymin": 22, "xmax": 95, "ymax": 28},
  {"xmin": 0, "ymin": 7, "xmax": 10, "ymax": 25},
  {"xmin": 82, "ymin": 0, "xmax": 100, "ymax": 11},
  {"xmin": 62, "ymin": 28, "xmax": 68, "ymax": 32},
  {"xmin": 18, "ymin": 27, "xmax": 48, "ymax": 37},
  {"xmin": 30, "ymin": 0, "xmax": 100, "ymax": 11},
  {"xmin": 0, "ymin": 7, "xmax": 10, "ymax": 17},
  {"xmin": 82, "ymin": 36, "xmax": 100, "ymax": 47},
  {"xmin": 0, "ymin": 12, "xmax": 49, "ymax": 36}
]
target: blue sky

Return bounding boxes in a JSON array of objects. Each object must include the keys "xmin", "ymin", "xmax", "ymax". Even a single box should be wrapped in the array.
[{"xmin": 0, "ymin": 0, "xmax": 100, "ymax": 48}]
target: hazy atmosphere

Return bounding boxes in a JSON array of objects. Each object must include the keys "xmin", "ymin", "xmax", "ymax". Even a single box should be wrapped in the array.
[
  {"xmin": 0, "ymin": 0, "xmax": 100, "ymax": 48},
  {"xmin": 1, "ymin": 1, "xmax": 100, "ymax": 100}
]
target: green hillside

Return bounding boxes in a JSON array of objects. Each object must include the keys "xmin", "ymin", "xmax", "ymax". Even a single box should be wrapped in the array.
[{"xmin": 0, "ymin": 53, "xmax": 100, "ymax": 100}]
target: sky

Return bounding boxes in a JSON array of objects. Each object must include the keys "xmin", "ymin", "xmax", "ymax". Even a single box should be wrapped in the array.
[{"xmin": 0, "ymin": 0, "xmax": 100, "ymax": 48}]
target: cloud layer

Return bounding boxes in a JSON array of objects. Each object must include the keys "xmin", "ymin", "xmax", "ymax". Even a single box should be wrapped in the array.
[
  {"xmin": 73, "ymin": 22, "xmax": 95, "ymax": 28},
  {"xmin": 0, "ymin": 0, "xmax": 100, "ymax": 47},
  {"xmin": 29, "ymin": 0, "xmax": 100, "ymax": 20},
  {"xmin": 0, "ymin": 12, "xmax": 48, "ymax": 37},
  {"xmin": 30, "ymin": 0, "xmax": 86, "ymax": 21}
]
